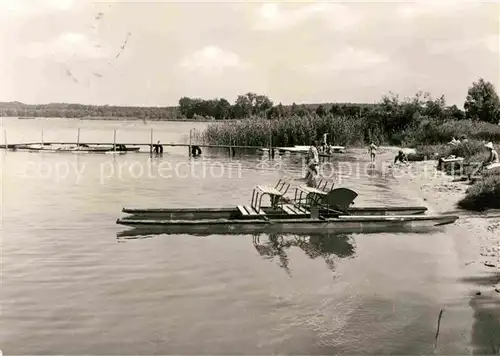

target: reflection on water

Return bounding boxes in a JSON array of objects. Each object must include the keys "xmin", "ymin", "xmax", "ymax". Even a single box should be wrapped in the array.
[
  {"xmin": 253, "ymin": 233, "xmax": 355, "ymax": 275},
  {"xmin": 117, "ymin": 230, "xmax": 357, "ymax": 276}
]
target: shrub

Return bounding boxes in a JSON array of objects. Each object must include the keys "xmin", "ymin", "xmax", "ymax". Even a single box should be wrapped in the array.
[
  {"xmin": 447, "ymin": 140, "xmax": 486, "ymax": 160},
  {"xmin": 407, "ymin": 144, "xmax": 449, "ymax": 161},
  {"xmin": 408, "ymin": 119, "xmax": 500, "ymax": 145},
  {"xmin": 458, "ymin": 171, "xmax": 500, "ymax": 211}
]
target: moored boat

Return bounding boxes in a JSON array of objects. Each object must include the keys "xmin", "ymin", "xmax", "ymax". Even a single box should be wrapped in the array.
[
  {"xmin": 120, "ymin": 205, "xmax": 428, "ymax": 221},
  {"xmin": 116, "ymin": 214, "xmax": 458, "ymax": 235},
  {"xmin": 117, "ymin": 184, "xmax": 459, "ymax": 235},
  {"xmin": 110, "ymin": 144, "xmax": 141, "ymax": 152},
  {"xmin": 13, "ymin": 144, "xmax": 113, "ymax": 153}
]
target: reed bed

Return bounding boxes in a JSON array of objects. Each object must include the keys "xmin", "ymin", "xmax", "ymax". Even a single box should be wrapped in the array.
[{"xmin": 199, "ymin": 115, "xmax": 369, "ymax": 147}]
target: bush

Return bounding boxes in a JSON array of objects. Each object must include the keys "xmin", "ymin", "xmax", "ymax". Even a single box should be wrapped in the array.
[
  {"xmin": 458, "ymin": 171, "xmax": 500, "ymax": 211},
  {"xmin": 407, "ymin": 144, "xmax": 449, "ymax": 161},
  {"xmin": 407, "ymin": 119, "xmax": 500, "ymax": 145},
  {"xmin": 447, "ymin": 140, "xmax": 487, "ymax": 160}
]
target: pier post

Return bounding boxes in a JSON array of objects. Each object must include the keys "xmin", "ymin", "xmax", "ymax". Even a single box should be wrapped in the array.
[
  {"xmin": 268, "ymin": 126, "xmax": 272, "ymax": 159},
  {"xmin": 150, "ymin": 128, "xmax": 153, "ymax": 155},
  {"xmin": 188, "ymin": 129, "xmax": 192, "ymax": 157},
  {"xmin": 4, "ymin": 129, "xmax": 7, "ymax": 149},
  {"xmin": 41, "ymin": 128, "xmax": 44, "ymax": 146},
  {"xmin": 77, "ymin": 128, "xmax": 80, "ymax": 147},
  {"xmin": 113, "ymin": 129, "xmax": 116, "ymax": 152}
]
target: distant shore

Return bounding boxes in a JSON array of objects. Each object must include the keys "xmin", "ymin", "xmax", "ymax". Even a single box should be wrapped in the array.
[{"xmin": 10, "ymin": 116, "xmax": 216, "ymax": 122}]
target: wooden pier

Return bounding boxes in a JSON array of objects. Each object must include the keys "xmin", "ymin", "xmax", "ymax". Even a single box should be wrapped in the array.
[
  {"xmin": 0, "ymin": 142, "xmax": 268, "ymax": 150},
  {"xmin": 0, "ymin": 127, "xmax": 340, "ymax": 160}
]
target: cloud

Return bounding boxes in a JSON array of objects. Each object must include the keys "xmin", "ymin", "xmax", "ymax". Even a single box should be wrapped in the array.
[
  {"xmin": 396, "ymin": 0, "xmax": 480, "ymax": 19},
  {"xmin": 179, "ymin": 46, "xmax": 247, "ymax": 74},
  {"xmin": 428, "ymin": 35, "xmax": 500, "ymax": 55},
  {"xmin": 253, "ymin": 2, "xmax": 361, "ymax": 32},
  {"xmin": 483, "ymin": 35, "xmax": 499, "ymax": 53},
  {"xmin": 303, "ymin": 47, "xmax": 389, "ymax": 73},
  {"xmin": 0, "ymin": 0, "xmax": 77, "ymax": 18},
  {"xmin": 22, "ymin": 32, "xmax": 110, "ymax": 60}
]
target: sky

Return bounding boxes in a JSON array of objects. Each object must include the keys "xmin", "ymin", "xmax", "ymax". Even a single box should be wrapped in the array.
[{"xmin": 0, "ymin": 0, "xmax": 498, "ymax": 107}]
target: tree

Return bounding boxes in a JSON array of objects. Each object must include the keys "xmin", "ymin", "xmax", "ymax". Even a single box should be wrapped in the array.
[
  {"xmin": 233, "ymin": 94, "xmax": 253, "ymax": 119},
  {"xmin": 443, "ymin": 104, "xmax": 465, "ymax": 121},
  {"xmin": 268, "ymin": 103, "xmax": 287, "ymax": 119},
  {"xmin": 315, "ymin": 104, "xmax": 327, "ymax": 117},
  {"xmin": 232, "ymin": 93, "xmax": 273, "ymax": 118},
  {"xmin": 464, "ymin": 78, "xmax": 500, "ymax": 123},
  {"xmin": 215, "ymin": 98, "xmax": 231, "ymax": 120},
  {"xmin": 422, "ymin": 93, "xmax": 446, "ymax": 118}
]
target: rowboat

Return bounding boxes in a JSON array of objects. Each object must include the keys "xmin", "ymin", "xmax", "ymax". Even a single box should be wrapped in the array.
[
  {"xmin": 12, "ymin": 144, "xmax": 140, "ymax": 153},
  {"xmin": 98, "ymin": 144, "xmax": 141, "ymax": 152},
  {"xmin": 15, "ymin": 144, "xmax": 112, "ymax": 153},
  {"xmin": 260, "ymin": 145, "xmax": 345, "ymax": 154},
  {"xmin": 116, "ymin": 184, "xmax": 459, "ymax": 236}
]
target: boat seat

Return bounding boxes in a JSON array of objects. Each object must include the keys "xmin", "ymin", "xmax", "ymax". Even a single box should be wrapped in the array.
[
  {"xmin": 296, "ymin": 185, "xmax": 328, "ymax": 195},
  {"xmin": 294, "ymin": 179, "xmax": 334, "ymax": 207},
  {"xmin": 251, "ymin": 179, "xmax": 290, "ymax": 211},
  {"xmin": 237, "ymin": 205, "xmax": 265, "ymax": 216},
  {"xmin": 255, "ymin": 185, "xmax": 284, "ymax": 196}
]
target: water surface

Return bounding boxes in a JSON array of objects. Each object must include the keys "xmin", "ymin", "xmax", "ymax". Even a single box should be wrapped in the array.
[{"xmin": 0, "ymin": 118, "xmax": 477, "ymax": 354}]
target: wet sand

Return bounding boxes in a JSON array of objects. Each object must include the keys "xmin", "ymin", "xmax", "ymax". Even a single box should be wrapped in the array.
[{"xmin": 370, "ymin": 149, "xmax": 500, "ymax": 354}]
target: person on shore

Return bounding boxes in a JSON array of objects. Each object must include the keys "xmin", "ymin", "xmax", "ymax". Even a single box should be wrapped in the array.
[
  {"xmin": 305, "ymin": 139, "xmax": 320, "ymax": 186},
  {"xmin": 448, "ymin": 137, "xmax": 460, "ymax": 146},
  {"xmin": 368, "ymin": 142, "xmax": 377, "ymax": 163},
  {"xmin": 460, "ymin": 134, "xmax": 468, "ymax": 143},
  {"xmin": 484, "ymin": 142, "xmax": 499, "ymax": 165},
  {"xmin": 394, "ymin": 150, "xmax": 408, "ymax": 165},
  {"xmin": 468, "ymin": 142, "xmax": 499, "ymax": 180}
]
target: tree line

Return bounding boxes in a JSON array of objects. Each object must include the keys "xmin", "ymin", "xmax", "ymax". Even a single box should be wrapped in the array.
[
  {"xmin": 1, "ymin": 78, "xmax": 498, "ymax": 126},
  {"xmin": 0, "ymin": 102, "xmax": 179, "ymax": 120}
]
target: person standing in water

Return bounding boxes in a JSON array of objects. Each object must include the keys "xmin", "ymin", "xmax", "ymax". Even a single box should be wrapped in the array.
[
  {"xmin": 368, "ymin": 142, "xmax": 377, "ymax": 163},
  {"xmin": 305, "ymin": 139, "xmax": 320, "ymax": 187}
]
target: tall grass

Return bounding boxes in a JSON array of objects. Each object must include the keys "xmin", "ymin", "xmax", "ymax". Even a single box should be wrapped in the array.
[{"xmin": 199, "ymin": 115, "xmax": 368, "ymax": 147}]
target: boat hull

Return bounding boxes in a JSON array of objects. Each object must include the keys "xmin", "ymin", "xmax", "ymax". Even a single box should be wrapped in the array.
[
  {"xmin": 120, "ymin": 206, "xmax": 428, "ymax": 220},
  {"xmin": 116, "ymin": 214, "xmax": 459, "ymax": 236},
  {"xmin": 14, "ymin": 144, "xmax": 112, "ymax": 153}
]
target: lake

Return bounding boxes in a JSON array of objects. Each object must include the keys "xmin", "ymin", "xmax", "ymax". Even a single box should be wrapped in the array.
[{"xmin": 0, "ymin": 117, "xmax": 478, "ymax": 354}]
